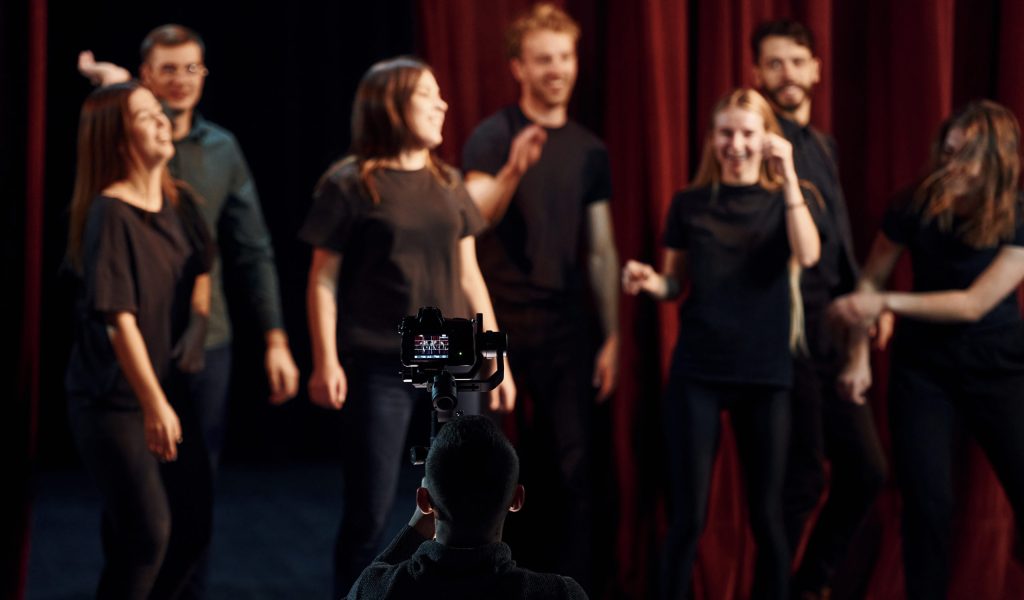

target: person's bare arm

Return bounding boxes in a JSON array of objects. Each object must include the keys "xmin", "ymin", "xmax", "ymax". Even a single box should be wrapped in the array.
[
  {"xmin": 108, "ymin": 312, "xmax": 181, "ymax": 461},
  {"xmin": 463, "ymin": 125, "xmax": 546, "ymax": 225},
  {"xmin": 77, "ymin": 51, "xmax": 131, "ymax": 86},
  {"xmin": 586, "ymin": 201, "xmax": 620, "ymax": 402},
  {"xmin": 307, "ymin": 249, "xmax": 347, "ymax": 410},
  {"xmin": 459, "ymin": 236, "xmax": 516, "ymax": 412},
  {"xmin": 622, "ymin": 248, "xmax": 688, "ymax": 301}
]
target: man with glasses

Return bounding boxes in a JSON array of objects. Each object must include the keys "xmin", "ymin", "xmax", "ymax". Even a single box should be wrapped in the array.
[{"xmin": 78, "ymin": 21, "xmax": 298, "ymax": 541}]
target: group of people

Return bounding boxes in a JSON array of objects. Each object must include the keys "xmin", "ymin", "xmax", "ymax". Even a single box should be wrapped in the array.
[{"xmin": 63, "ymin": 5, "xmax": 1024, "ymax": 600}]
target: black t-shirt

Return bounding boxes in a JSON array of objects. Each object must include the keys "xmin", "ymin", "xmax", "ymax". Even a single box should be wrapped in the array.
[
  {"xmin": 462, "ymin": 105, "xmax": 612, "ymax": 307},
  {"xmin": 777, "ymin": 115, "xmax": 858, "ymax": 304},
  {"xmin": 299, "ymin": 161, "xmax": 485, "ymax": 356},
  {"xmin": 65, "ymin": 194, "xmax": 211, "ymax": 409},
  {"xmin": 665, "ymin": 184, "xmax": 804, "ymax": 387},
  {"xmin": 883, "ymin": 189, "xmax": 1024, "ymax": 356}
]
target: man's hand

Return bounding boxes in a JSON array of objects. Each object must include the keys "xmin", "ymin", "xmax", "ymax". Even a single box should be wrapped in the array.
[
  {"xmin": 265, "ymin": 330, "xmax": 299, "ymax": 405},
  {"xmin": 837, "ymin": 359, "xmax": 872, "ymax": 405},
  {"xmin": 506, "ymin": 124, "xmax": 547, "ymax": 177},
  {"xmin": 593, "ymin": 333, "xmax": 618, "ymax": 403},
  {"xmin": 308, "ymin": 361, "xmax": 347, "ymax": 410},
  {"xmin": 77, "ymin": 51, "xmax": 132, "ymax": 86}
]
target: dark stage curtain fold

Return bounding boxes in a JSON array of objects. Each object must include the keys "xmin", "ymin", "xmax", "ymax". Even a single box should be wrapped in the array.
[
  {"xmin": 6, "ymin": 0, "xmax": 47, "ymax": 598},
  {"xmin": 418, "ymin": 0, "xmax": 1024, "ymax": 597}
]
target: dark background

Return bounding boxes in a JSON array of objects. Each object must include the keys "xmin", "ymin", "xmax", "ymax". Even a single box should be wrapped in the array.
[
  {"xmin": 10, "ymin": 0, "xmax": 1024, "ymax": 598},
  {"xmin": 35, "ymin": 0, "xmax": 417, "ymax": 466}
]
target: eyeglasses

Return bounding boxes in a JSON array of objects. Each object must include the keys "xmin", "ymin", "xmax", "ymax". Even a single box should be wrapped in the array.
[{"xmin": 150, "ymin": 63, "xmax": 209, "ymax": 79}]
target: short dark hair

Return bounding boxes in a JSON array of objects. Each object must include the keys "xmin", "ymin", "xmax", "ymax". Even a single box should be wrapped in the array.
[
  {"xmin": 425, "ymin": 416, "xmax": 519, "ymax": 532},
  {"xmin": 751, "ymin": 19, "xmax": 816, "ymax": 63},
  {"xmin": 140, "ymin": 24, "xmax": 206, "ymax": 63}
]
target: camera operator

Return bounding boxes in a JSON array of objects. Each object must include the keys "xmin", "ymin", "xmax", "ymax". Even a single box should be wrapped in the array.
[{"xmin": 345, "ymin": 415, "xmax": 587, "ymax": 599}]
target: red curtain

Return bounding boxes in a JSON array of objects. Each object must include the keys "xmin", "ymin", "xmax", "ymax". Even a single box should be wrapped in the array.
[{"xmin": 417, "ymin": 0, "xmax": 1024, "ymax": 597}]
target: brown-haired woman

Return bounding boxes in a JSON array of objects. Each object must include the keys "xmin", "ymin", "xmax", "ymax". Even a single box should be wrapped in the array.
[
  {"xmin": 301, "ymin": 56, "xmax": 515, "ymax": 595},
  {"xmin": 623, "ymin": 88, "xmax": 820, "ymax": 600},
  {"xmin": 831, "ymin": 100, "xmax": 1024, "ymax": 599},
  {"xmin": 64, "ymin": 81, "xmax": 213, "ymax": 598}
]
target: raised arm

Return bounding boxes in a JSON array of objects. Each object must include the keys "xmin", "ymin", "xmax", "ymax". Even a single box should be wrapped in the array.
[
  {"xmin": 459, "ymin": 236, "xmax": 516, "ymax": 413},
  {"xmin": 586, "ymin": 201, "xmax": 620, "ymax": 402},
  {"xmin": 765, "ymin": 132, "xmax": 820, "ymax": 267},
  {"xmin": 108, "ymin": 312, "xmax": 182, "ymax": 461},
  {"xmin": 77, "ymin": 51, "xmax": 132, "ymax": 86},
  {"xmin": 463, "ymin": 125, "xmax": 546, "ymax": 225},
  {"xmin": 307, "ymin": 248, "xmax": 346, "ymax": 410}
]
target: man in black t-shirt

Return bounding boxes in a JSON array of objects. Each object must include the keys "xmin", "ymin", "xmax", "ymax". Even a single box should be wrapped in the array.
[
  {"xmin": 751, "ymin": 20, "xmax": 887, "ymax": 598},
  {"xmin": 461, "ymin": 4, "xmax": 619, "ymax": 593}
]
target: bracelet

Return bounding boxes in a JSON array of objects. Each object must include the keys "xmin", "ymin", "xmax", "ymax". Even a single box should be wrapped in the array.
[{"xmin": 786, "ymin": 201, "xmax": 807, "ymax": 210}]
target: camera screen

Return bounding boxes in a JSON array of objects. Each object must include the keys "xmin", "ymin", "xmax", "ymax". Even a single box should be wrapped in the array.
[{"xmin": 413, "ymin": 334, "xmax": 450, "ymax": 360}]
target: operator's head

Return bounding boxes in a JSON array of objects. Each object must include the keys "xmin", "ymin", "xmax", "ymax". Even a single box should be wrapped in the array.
[
  {"xmin": 420, "ymin": 415, "xmax": 523, "ymax": 541},
  {"xmin": 139, "ymin": 24, "xmax": 208, "ymax": 113},
  {"xmin": 506, "ymin": 3, "xmax": 580, "ymax": 110}
]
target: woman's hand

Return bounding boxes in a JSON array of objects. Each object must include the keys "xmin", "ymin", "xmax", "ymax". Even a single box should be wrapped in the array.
[
  {"xmin": 309, "ymin": 360, "xmax": 348, "ymax": 410},
  {"xmin": 488, "ymin": 358, "xmax": 516, "ymax": 413},
  {"xmin": 763, "ymin": 132, "xmax": 798, "ymax": 183},
  {"xmin": 622, "ymin": 260, "xmax": 664, "ymax": 297},
  {"xmin": 143, "ymin": 398, "xmax": 182, "ymax": 461},
  {"xmin": 830, "ymin": 291, "xmax": 886, "ymax": 328}
]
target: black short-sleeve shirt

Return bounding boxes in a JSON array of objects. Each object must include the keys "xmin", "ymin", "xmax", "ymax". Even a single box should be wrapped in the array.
[
  {"xmin": 462, "ymin": 105, "xmax": 612, "ymax": 306},
  {"xmin": 883, "ymin": 189, "xmax": 1024, "ymax": 352},
  {"xmin": 299, "ymin": 161, "xmax": 485, "ymax": 356},
  {"xmin": 665, "ymin": 184, "xmax": 804, "ymax": 387},
  {"xmin": 65, "ymin": 194, "xmax": 211, "ymax": 408}
]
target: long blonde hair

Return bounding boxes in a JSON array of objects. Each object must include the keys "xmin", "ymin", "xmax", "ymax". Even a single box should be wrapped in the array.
[{"xmin": 691, "ymin": 88, "xmax": 809, "ymax": 353}]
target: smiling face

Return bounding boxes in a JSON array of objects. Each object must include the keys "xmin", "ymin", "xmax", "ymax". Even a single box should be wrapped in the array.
[
  {"xmin": 753, "ymin": 35, "xmax": 820, "ymax": 114},
  {"xmin": 140, "ymin": 41, "xmax": 207, "ymax": 113},
  {"xmin": 713, "ymin": 106, "xmax": 767, "ymax": 184},
  {"xmin": 404, "ymin": 70, "xmax": 448, "ymax": 151},
  {"xmin": 512, "ymin": 29, "xmax": 578, "ymax": 110},
  {"xmin": 126, "ymin": 87, "xmax": 175, "ymax": 168}
]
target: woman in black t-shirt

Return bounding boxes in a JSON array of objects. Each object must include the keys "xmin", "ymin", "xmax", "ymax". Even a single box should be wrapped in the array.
[
  {"xmin": 623, "ymin": 88, "xmax": 820, "ymax": 600},
  {"xmin": 301, "ymin": 57, "xmax": 515, "ymax": 596},
  {"xmin": 64, "ymin": 82, "xmax": 213, "ymax": 598},
  {"xmin": 831, "ymin": 100, "xmax": 1024, "ymax": 599}
]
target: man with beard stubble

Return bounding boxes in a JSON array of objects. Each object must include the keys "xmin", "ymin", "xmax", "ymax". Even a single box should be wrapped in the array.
[
  {"xmin": 460, "ymin": 4, "xmax": 620, "ymax": 594},
  {"xmin": 751, "ymin": 20, "xmax": 887, "ymax": 599}
]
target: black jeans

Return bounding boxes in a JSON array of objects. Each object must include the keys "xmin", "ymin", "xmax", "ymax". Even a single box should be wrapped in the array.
[
  {"xmin": 661, "ymin": 377, "xmax": 790, "ymax": 600},
  {"xmin": 332, "ymin": 355, "xmax": 424, "ymax": 597},
  {"xmin": 784, "ymin": 308, "xmax": 887, "ymax": 593},
  {"xmin": 889, "ymin": 330, "xmax": 1024, "ymax": 600},
  {"xmin": 496, "ymin": 303, "xmax": 596, "ymax": 592},
  {"xmin": 69, "ymin": 382, "xmax": 212, "ymax": 600}
]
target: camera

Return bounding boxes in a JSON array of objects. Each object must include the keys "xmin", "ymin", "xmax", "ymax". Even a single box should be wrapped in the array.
[{"xmin": 399, "ymin": 307, "xmax": 508, "ymax": 464}]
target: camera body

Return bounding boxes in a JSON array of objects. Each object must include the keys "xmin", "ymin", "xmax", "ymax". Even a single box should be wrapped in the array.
[{"xmin": 398, "ymin": 307, "xmax": 508, "ymax": 464}]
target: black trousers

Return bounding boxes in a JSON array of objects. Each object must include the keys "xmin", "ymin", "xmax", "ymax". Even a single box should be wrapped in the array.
[
  {"xmin": 784, "ymin": 307, "xmax": 887, "ymax": 593},
  {"xmin": 69, "ymin": 381, "xmax": 212, "ymax": 600},
  {"xmin": 661, "ymin": 377, "xmax": 791, "ymax": 600},
  {"xmin": 889, "ymin": 327, "xmax": 1024, "ymax": 600},
  {"xmin": 497, "ymin": 303, "xmax": 596, "ymax": 593}
]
